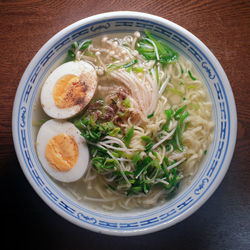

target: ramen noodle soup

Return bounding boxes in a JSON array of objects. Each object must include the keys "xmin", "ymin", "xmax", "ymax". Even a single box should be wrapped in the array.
[{"xmin": 35, "ymin": 31, "xmax": 214, "ymax": 211}]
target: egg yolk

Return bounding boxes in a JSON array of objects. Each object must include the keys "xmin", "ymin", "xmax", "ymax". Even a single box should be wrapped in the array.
[
  {"xmin": 53, "ymin": 74, "xmax": 87, "ymax": 108},
  {"xmin": 45, "ymin": 134, "xmax": 79, "ymax": 172}
]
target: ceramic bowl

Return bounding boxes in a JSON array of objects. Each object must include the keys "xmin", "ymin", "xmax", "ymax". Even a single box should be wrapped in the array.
[{"xmin": 12, "ymin": 11, "xmax": 237, "ymax": 236}]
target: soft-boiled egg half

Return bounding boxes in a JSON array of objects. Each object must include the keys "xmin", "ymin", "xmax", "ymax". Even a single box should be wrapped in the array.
[
  {"xmin": 41, "ymin": 61, "xmax": 97, "ymax": 119},
  {"xmin": 36, "ymin": 119, "xmax": 89, "ymax": 182}
]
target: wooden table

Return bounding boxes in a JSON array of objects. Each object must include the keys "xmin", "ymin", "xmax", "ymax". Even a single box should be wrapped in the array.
[{"xmin": 1, "ymin": 0, "xmax": 249, "ymax": 249}]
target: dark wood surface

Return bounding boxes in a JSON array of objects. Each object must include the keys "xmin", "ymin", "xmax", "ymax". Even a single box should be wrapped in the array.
[{"xmin": 1, "ymin": 0, "xmax": 249, "ymax": 249}]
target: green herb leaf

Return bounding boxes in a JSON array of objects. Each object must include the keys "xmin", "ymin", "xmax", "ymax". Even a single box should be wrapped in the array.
[
  {"xmin": 123, "ymin": 126, "xmax": 134, "ymax": 147},
  {"xmin": 79, "ymin": 40, "xmax": 92, "ymax": 51},
  {"xmin": 136, "ymin": 30, "xmax": 178, "ymax": 66}
]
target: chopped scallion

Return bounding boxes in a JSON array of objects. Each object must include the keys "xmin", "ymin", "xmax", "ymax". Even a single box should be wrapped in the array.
[
  {"xmin": 188, "ymin": 70, "xmax": 196, "ymax": 80},
  {"xmin": 147, "ymin": 112, "xmax": 154, "ymax": 119},
  {"xmin": 123, "ymin": 126, "xmax": 134, "ymax": 147}
]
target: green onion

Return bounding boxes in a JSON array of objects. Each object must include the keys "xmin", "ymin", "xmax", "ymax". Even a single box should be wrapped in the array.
[
  {"xmin": 123, "ymin": 126, "xmax": 134, "ymax": 147},
  {"xmin": 130, "ymin": 186, "xmax": 143, "ymax": 193},
  {"xmin": 133, "ymin": 152, "xmax": 140, "ymax": 165},
  {"xmin": 145, "ymin": 141, "xmax": 154, "ymax": 153},
  {"xmin": 136, "ymin": 30, "xmax": 178, "ymax": 67},
  {"xmin": 132, "ymin": 67, "xmax": 144, "ymax": 73},
  {"xmin": 39, "ymin": 118, "xmax": 49, "ymax": 125},
  {"xmin": 192, "ymin": 103, "xmax": 200, "ymax": 109},
  {"xmin": 108, "ymin": 59, "xmax": 138, "ymax": 72},
  {"xmin": 141, "ymin": 136, "xmax": 152, "ymax": 143},
  {"xmin": 123, "ymin": 59, "xmax": 138, "ymax": 68},
  {"xmin": 188, "ymin": 70, "xmax": 196, "ymax": 80},
  {"xmin": 121, "ymin": 97, "xmax": 131, "ymax": 108},
  {"xmin": 79, "ymin": 40, "xmax": 92, "ymax": 51},
  {"xmin": 184, "ymin": 121, "xmax": 189, "ymax": 131},
  {"xmin": 169, "ymin": 88, "xmax": 183, "ymax": 96},
  {"xmin": 109, "ymin": 127, "xmax": 121, "ymax": 137},
  {"xmin": 175, "ymin": 111, "xmax": 189, "ymax": 151},
  {"xmin": 67, "ymin": 49, "xmax": 75, "ymax": 60},
  {"xmin": 107, "ymin": 184, "xmax": 116, "ymax": 191},
  {"xmin": 163, "ymin": 108, "xmax": 174, "ymax": 131},
  {"xmin": 155, "ymin": 64, "xmax": 159, "ymax": 84},
  {"xmin": 147, "ymin": 112, "xmax": 154, "ymax": 119},
  {"xmin": 134, "ymin": 156, "xmax": 152, "ymax": 177},
  {"xmin": 126, "ymin": 66, "xmax": 132, "ymax": 72},
  {"xmin": 187, "ymin": 85, "xmax": 197, "ymax": 89},
  {"xmin": 64, "ymin": 40, "xmax": 92, "ymax": 62},
  {"xmin": 174, "ymin": 105, "xmax": 187, "ymax": 120},
  {"xmin": 141, "ymin": 135, "xmax": 154, "ymax": 153}
]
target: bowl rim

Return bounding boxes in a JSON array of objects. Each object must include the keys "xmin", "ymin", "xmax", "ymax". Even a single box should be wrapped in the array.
[{"xmin": 12, "ymin": 11, "xmax": 237, "ymax": 236}]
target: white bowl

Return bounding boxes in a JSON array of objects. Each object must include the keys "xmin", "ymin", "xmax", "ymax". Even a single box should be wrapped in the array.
[{"xmin": 12, "ymin": 11, "xmax": 237, "ymax": 236}]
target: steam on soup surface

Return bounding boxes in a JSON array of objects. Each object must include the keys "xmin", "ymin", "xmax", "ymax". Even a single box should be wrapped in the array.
[{"xmin": 35, "ymin": 31, "xmax": 214, "ymax": 210}]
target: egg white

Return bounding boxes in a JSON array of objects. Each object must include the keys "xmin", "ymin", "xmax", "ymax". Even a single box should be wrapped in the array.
[
  {"xmin": 36, "ymin": 119, "xmax": 89, "ymax": 183},
  {"xmin": 41, "ymin": 60, "xmax": 97, "ymax": 119}
]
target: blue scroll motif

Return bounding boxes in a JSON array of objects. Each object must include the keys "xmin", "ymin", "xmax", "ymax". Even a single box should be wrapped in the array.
[
  {"xmin": 90, "ymin": 23, "xmax": 111, "ymax": 32},
  {"xmin": 77, "ymin": 212, "xmax": 97, "ymax": 224},
  {"xmin": 194, "ymin": 178, "xmax": 209, "ymax": 195},
  {"xmin": 202, "ymin": 61, "xmax": 215, "ymax": 80},
  {"xmin": 20, "ymin": 106, "xmax": 26, "ymax": 127}
]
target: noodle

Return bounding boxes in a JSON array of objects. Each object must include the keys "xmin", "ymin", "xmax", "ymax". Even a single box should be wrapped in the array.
[{"xmin": 55, "ymin": 32, "xmax": 214, "ymax": 210}]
